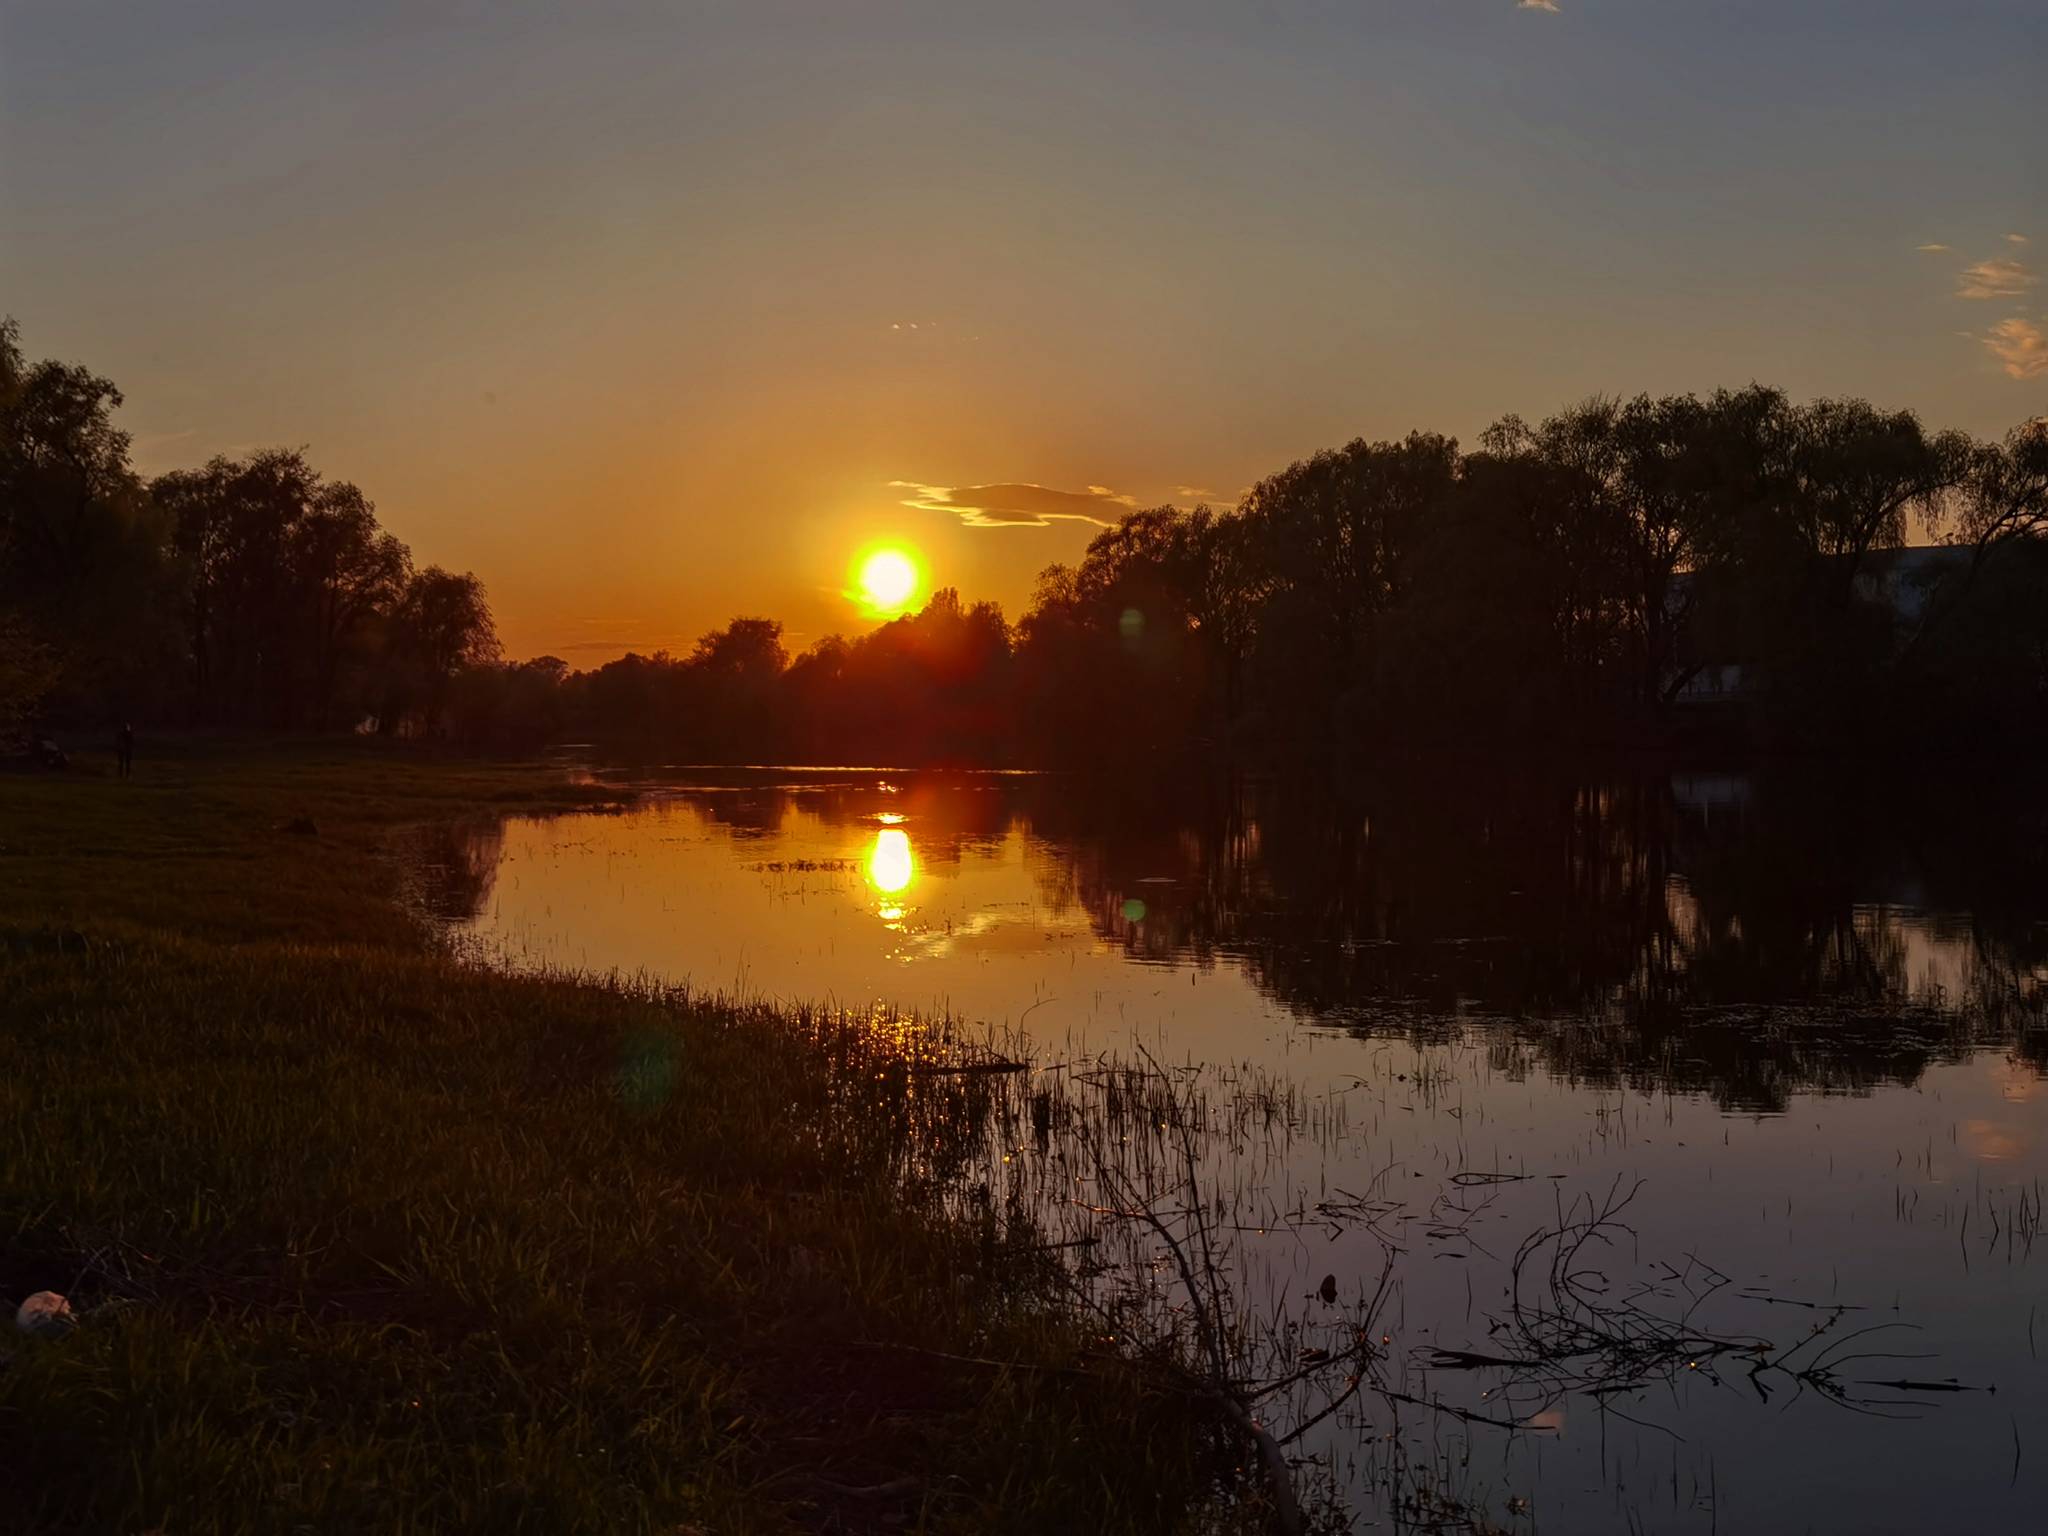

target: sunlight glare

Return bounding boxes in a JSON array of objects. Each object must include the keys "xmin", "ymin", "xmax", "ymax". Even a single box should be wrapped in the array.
[
  {"xmin": 866, "ymin": 828, "xmax": 915, "ymax": 896},
  {"xmin": 855, "ymin": 547, "xmax": 920, "ymax": 616}
]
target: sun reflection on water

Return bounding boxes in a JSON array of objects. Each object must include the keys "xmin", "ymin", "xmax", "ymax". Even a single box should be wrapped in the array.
[{"xmin": 866, "ymin": 827, "xmax": 915, "ymax": 921}]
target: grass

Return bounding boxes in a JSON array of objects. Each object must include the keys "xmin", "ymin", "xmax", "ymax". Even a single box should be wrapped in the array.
[{"xmin": 0, "ymin": 737, "xmax": 1222, "ymax": 1534}]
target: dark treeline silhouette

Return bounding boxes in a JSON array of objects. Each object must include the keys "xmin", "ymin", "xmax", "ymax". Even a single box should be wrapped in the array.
[
  {"xmin": 1, "ymin": 319, "xmax": 497, "ymax": 742},
  {"xmin": 6, "ymin": 316, "xmax": 2046, "ymax": 758}
]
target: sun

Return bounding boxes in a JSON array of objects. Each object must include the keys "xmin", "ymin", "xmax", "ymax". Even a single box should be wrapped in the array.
[{"xmin": 854, "ymin": 546, "xmax": 921, "ymax": 617}]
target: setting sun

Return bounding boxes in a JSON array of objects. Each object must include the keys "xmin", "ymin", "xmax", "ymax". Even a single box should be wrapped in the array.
[{"xmin": 855, "ymin": 547, "xmax": 921, "ymax": 618}]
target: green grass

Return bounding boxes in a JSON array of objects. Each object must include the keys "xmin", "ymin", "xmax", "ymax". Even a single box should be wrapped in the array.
[{"xmin": 0, "ymin": 738, "xmax": 1218, "ymax": 1534}]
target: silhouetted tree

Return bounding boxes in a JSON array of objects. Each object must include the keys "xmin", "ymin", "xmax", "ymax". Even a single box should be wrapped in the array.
[
  {"xmin": 155, "ymin": 450, "xmax": 307, "ymax": 723},
  {"xmin": 0, "ymin": 612, "xmax": 59, "ymax": 746},
  {"xmin": 0, "ymin": 318, "xmax": 179, "ymax": 723},
  {"xmin": 1484, "ymin": 390, "xmax": 1790, "ymax": 719},
  {"xmin": 292, "ymin": 481, "xmax": 411, "ymax": 728},
  {"xmin": 153, "ymin": 448, "xmax": 411, "ymax": 727},
  {"xmin": 444, "ymin": 654, "xmax": 570, "ymax": 751},
  {"xmin": 684, "ymin": 617, "xmax": 786, "ymax": 758},
  {"xmin": 1237, "ymin": 433, "xmax": 1460, "ymax": 745},
  {"xmin": 15, "ymin": 312, "xmax": 2048, "ymax": 768},
  {"xmin": 1780, "ymin": 398, "xmax": 1971, "ymax": 587},
  {"xmin": 381, "ymin": 567, "xmax": 499, "ymax": 735}
]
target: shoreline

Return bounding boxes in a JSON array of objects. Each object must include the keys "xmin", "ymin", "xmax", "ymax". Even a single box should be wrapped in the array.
[{"xmin": 0, "ymin": 738, "xmax": 1230, "ymax": 1534}]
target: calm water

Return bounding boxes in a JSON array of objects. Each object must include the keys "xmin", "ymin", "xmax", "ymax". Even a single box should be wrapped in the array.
[{"xmin": 423, "ymin": 764, "xmax": 2048, "ymax": 1533}]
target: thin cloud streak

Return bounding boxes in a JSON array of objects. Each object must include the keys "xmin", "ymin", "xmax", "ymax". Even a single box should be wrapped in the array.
[{"xmin": 891, "ymin": 480, "xmax": 1134, "ymax": 528}]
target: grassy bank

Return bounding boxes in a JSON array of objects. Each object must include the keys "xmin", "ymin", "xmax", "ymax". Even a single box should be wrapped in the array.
[{"xmin": 0, "ymin": 739, "xmax": 1217, "ymax": 1534}]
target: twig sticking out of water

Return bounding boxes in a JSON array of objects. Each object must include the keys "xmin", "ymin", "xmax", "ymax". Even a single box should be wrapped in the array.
[{"xmin": 1412, "ymin": 1181, "xmax": 1975, "ymax": 1428}]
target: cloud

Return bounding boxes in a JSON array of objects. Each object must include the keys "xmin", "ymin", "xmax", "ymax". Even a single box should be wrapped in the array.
[
  {"xmin": 1917, "ymin": 243, "xmax": 1951, "ymax": 253},
  {"xmin": 1517, "ymin": 0, "xmax": 1560, "ymax": 10},
  {"xmin": 555, "ymin": 638, "xmax": 663, "ymax": 654},
  {"xmin": 1957, "ymin": 257, "xmax": 2035, "ymax": 299},
  {"xmin": 1984, "ymin": 317, "xmax": 2048, "ymax": 380},
  {"xmin": 891, "ymin": 480, "xmax": 1134, "ymax": 528},
  {"xmin": 2008, "ymin": 233, "xmax": 2031, "ymax": 245},
  {"xmin": 544, "ymin": 617, "xmax": 699, "ymax": 657}
]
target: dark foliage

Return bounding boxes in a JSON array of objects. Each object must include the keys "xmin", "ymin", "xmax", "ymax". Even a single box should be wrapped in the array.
[{"xmin": 6, "ymin": 317, "xmax": 2045, "ymax": 761}]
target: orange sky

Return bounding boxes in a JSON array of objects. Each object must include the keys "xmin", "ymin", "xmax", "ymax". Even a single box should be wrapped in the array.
[{"xmin": 3, "ymin": 2, "xmax": 2041, "ymax": 663}]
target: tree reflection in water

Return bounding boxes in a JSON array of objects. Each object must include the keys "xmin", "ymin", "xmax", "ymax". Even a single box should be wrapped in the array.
[
  {"xmin": 423, "ymin": 762, "xmax": 2047, "ymax": 1111},
  {"xmin": 423, "ymin": 762, "xmax": 2048, "ymax": 1530},
  {"xmin": 404, "ymin": 818, "xmax": 505, "ymax": 923},
  {"xmin": 1015, "ymin": 763, "xmax": 2048, "ymax": 1111}
]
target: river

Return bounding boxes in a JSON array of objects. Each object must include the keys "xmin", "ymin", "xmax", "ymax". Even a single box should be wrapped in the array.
[{"xmin": 416, "ymin": 762, "xmax": 2048, "ymax": 1533}]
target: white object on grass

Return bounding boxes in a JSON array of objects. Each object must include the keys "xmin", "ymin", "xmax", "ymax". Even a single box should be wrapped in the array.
[{"xmin": 15, "ymin": 1291, "xmax": 75, "ymax": 1337}]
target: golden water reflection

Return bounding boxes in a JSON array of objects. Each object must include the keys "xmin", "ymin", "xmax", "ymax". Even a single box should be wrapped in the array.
[
  {"xmin": 866, "ymin": 827, "xmax": 915, "ymax": 920},
  {"xmin": 433, "ymin": 768, "xmax": 2048, "ymax": 1533}
]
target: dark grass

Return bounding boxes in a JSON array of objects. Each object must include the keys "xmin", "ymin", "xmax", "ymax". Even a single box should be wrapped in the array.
[{"xmin": 0, "ymin": 738, "xmax": 1221, "ymax": 1534}]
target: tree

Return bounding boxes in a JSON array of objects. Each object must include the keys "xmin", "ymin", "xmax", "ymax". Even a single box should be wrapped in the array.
[
  {"xmin": 154, "ymin": 448, "xmax": 414, "ymax": 727},
  {"xmin": 690, "ymin": 616, "xmax": 787, "ymax": 681},
  {"xmin": 156, "ymin": 450, "xmax": 302, "ymax": 722},
  {"xmin": 0, "ymin": 317, "xmax": 137, "ymax": 574},
  {"xmin": 0, "ymin": 317, "xmax": 179, "ymax": 721},
  {"xmin": 1376, "ymin": 444, "xmax": 1591, "ymax": 741},
  {"xmin": 1484, "ymin": 389, "xmax": 1790, "ymax": 720},
  {"xmin": 1237, "ymin": 433, "xmax": 1460, "ymax": 743},
  {"xmin": 384, "ymin": 567, "xmax": 499, "ymax": 735},
  {"xmin": 1779, "ymin": 397, "xmax": 1972, "ymax": 592},
  {"xmin": 1954, "ymin": 417, "xmax": 2048, "ymax": 554},
  {"xmin": 0, "ymin": 612, "xmax": 59, "ymax": 746},
  {"xmin": 814, "ymin": 590, "xmax": 1016, "ymax": 763},
  {"xmin": 680, "ymin": 616, "xmax": 786, "ymax": 757},
  {"xmin": 291, "ymin": 481, "xmax": 411, "ymax": 728}
]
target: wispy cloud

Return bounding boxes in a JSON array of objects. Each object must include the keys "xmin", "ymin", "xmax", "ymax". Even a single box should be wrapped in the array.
[
  {"xmin": 554, "ymin": 638, "xmax": 666, "ymax": 654},
  {"xmin": 891, "ymin": 480, "xmax": 1133, "ymax": 528},
  {"xmin": 2008, "ymin": 233, "xmax": 2031, "ymax": 245},
  {"xmin": 1984, "ymin": 317, "xmax": 2048, "ymax": 380},
  {"xmin": 1517, "ymin": 0, "xmax": 1560, "ymax": 11},
  {"xmin": 1917, "ymin": 243, "xmax": 1951, "ymax": 253},
  {"xmin": 546, "ymin": 617, "xmax": 697, "ymax": 658},
  {"xmin": 1957, "ymin": 257, "xmax": 2036, "ymax": 300}
]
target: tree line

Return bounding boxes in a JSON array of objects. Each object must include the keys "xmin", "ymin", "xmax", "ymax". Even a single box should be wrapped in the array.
[
  {"xmin": 1, "ymin": 319, "xmax": 498, "ymax": 744},
  {"xmin": 437, "ymin": 389, "xmax": 2048, "ymax": 761},
  {"xmin": 5, "ymin": 316, "xmax": 2045, "ymax": 762}
]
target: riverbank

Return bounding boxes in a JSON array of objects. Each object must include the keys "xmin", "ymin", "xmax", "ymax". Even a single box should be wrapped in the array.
[{"xmin": 0, "ymin": 738, "xmax": 1219, "ymax": 1534}]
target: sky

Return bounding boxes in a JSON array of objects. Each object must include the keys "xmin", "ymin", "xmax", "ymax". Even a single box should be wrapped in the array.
[{"xmin": 3, "ymin": 0, "xmax": 2043, "ymax": 662}]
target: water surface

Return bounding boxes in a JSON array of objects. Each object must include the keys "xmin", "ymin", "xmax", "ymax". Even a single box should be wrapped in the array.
[{"xmin": 424, "ymin": 765, "xmax": 2048, "ymax": 1533}]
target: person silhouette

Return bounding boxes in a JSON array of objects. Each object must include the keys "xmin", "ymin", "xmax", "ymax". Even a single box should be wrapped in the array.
[{"xmin": 117, "ymin": 722, "xmax": 134, "ymax": 779}]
